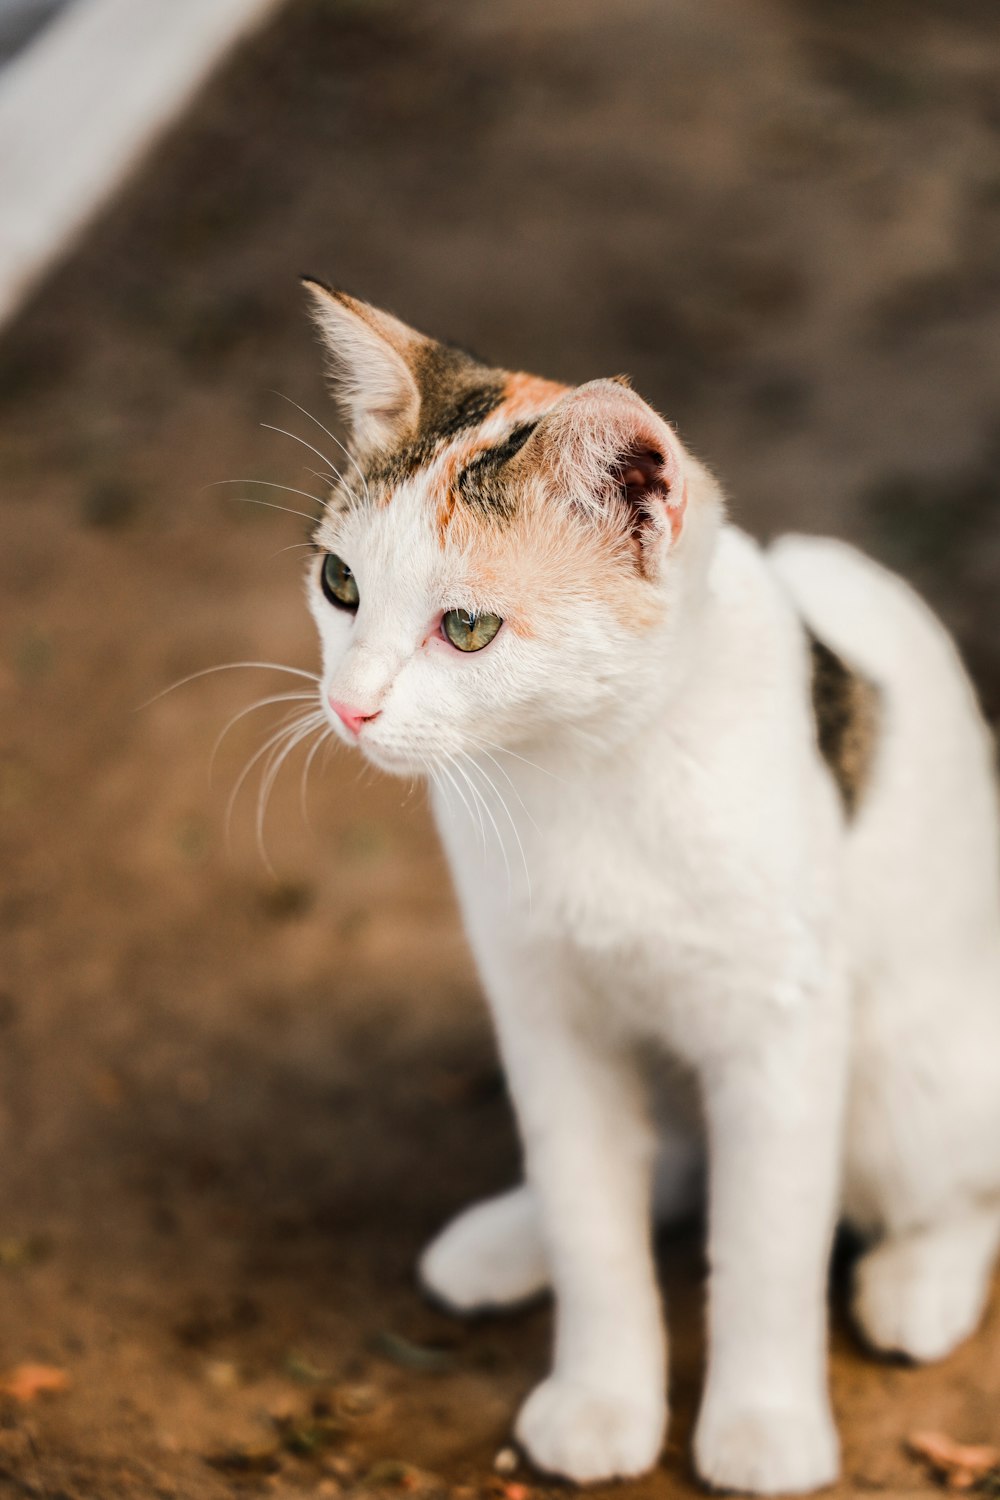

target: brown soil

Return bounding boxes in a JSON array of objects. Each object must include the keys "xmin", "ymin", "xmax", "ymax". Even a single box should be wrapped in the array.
[{"xmin": 3, "ymin": 1, "xmax": 1000, "ymax": 1496}]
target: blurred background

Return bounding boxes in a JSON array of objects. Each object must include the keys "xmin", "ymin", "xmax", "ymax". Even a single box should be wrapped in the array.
[
  {"xmin": 0, "ymin": 0, "xmax": 68, "ymax": 63},
  {"xmin": 2, "ymin": 2, "xmax": 1000, "ymax": 1496}
]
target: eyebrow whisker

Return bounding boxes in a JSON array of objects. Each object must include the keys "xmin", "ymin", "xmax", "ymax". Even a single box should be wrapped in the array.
[{"xmin": 271, "ymin": 391, "xmax": 372, "ymax": 503}]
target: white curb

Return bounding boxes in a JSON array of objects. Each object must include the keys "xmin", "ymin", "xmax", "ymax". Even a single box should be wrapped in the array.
[{"xmin": 0, "ymin": 0, "xmax": 287, "ymax": 330}]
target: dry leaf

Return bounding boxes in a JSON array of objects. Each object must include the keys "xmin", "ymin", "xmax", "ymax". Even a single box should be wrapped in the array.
[
  {"xmin": 908, "ymin": 1430, "xmax": 1000, "ymax": 1490},
  {"xmin": 204, "ymin": 1443, "xmax": 281, "ymax": 1475},
  {"xmin": 0, "ymin": 1364, "xmax": 71, "ymax": 1402},
  {"xmin": 370, "ymin": 1330, "xmax": 457, "ymax": 1373}
]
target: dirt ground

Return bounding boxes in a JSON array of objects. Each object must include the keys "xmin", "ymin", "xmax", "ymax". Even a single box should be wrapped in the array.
[{"xmin": 3, "ymin": 1, "xmax": 1000, "ymax": 1496}]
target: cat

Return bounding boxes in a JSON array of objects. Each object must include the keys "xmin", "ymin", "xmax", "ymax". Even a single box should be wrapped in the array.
[{"xmin": 299, "ymin": 280, "xmax": 1000, "ymax": 1494}]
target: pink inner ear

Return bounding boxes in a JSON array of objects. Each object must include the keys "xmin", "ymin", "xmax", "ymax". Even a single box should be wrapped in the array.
[
  {"xmin": 614, "ymin": 444, "xmax": 668, "ymax": 510},
  {"xmin": 618, "ymin": 446, "xmax": 665, "ymax": 503},
  {"xmin": 614, "ymin": 440, "xmax": 686, "ymax": 546},
  {"xmin": 621, "ymin": 468, "xmax": 646, "ymax": 487}
]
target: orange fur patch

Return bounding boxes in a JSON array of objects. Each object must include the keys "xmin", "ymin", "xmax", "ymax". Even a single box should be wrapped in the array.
[
  {"xmin": 430, "ymin": 375, "xmax": 567, "ymax": 544},
  {"xmin": 433, "ymin": 430, "xmax": 489, "ymax": 542},
  {"xmin": 443, "ymin": 480, "xmax": 664, "ymax": 639},
  {"xmin": 500, "ymin": 371, "xmax": 568, "ymax": 420},
  {"xmin": 668, "ymin": 482, "xmax": 687, "ymax": 541}
]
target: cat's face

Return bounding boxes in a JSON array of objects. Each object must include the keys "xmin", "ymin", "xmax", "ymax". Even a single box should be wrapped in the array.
[{"xmin": 303, "ymin": 284, "xmax": 718, "ymax": 777}]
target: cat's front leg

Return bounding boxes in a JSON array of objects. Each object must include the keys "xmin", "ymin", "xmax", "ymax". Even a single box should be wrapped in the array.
[
  {"xmin": 694, "ymin": 994, "xmax": 847, "ymax": 1496},
  {"xmin": 492, "ymin": 969, "xmax": 666, "ymax": 1484}
]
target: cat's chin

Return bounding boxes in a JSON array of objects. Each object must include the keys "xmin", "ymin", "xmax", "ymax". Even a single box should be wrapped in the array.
[{"xmin": 357, "ymin": 743, "xmax": 428, "ymax": 778}]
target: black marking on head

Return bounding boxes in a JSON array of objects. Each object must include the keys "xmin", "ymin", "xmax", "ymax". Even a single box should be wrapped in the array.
[
  {"xmin": 457, "ymin": 420, "xmax": 540, "ymax": 519},
  {"xmin": 303, "ymin": 282, "xmax": 511, "ymax": 492},
  {"xmin": 430, "ymin": 379, "xmax": 508, "ymax": 442},
  {"xmin": 410, "ymin": 342, "xmax": 505, "ymax": 443},
  {"xmin": 362, "ymin": 345, "xmax": 508, "ymax": 492},
  {"xmin": 808, "ymin": 629, "xmax": 881, "ymax": 817}
]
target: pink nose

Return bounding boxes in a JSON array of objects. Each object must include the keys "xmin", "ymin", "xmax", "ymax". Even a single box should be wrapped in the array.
[{"xmin": 329, "ymin": 698, "xmax": 380, "ymax": 737}]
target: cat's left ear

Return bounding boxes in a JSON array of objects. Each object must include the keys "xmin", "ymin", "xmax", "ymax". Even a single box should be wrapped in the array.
[
  {"xmin": 529, "ymin": 379, "xmax": 687, "ymax": 576},
  {"xmin": 302, "ymin": 279, "xmax": 425, "ymax": 456}
]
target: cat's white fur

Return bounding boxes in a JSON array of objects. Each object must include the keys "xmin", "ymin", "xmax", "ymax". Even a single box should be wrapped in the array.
[{"xmin": 304, "ymin": 301, "xmax": 1000, "ymax": 1494}]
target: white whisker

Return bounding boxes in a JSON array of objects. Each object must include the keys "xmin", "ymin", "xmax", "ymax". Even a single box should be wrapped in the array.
[
  {"xmin": 437, "ymin": 754, "xmax": 485, "ymax": 853},
  {"xmin": 210, "ymin": 691, "xmax": 319, "ymax": 778},
  {"xmin": 231, "ymin": 497, "xmax": 319, "ymax": 526},
  {"xmin": 461, "ymin": 752, "xmax": 531, "ymax": 905},
  {"xmin": 225, "ymin": 707, "xmax": 318, "ymax": 854},
  {"xmin": 305, "ymin": 466, "xmax": 338, "ymax": 488},
  {"xmin": 269, "ymin": 541, "xmax": 319, "ymax": 559},
  {"xmin": 271, "ymin": 391, "xmax": 372, "ymax": 503},
  {"xmin": 475, "ymin": 746, "xmax": 539, "ymax": 833},
  {"xmin": 255, "ymin": 711, "xmax": 325, "ymax": 874},
  {"xmin": 299, "ymin": 718, "xmax": 333, "ymax": 825},
  {"xmin": 473, "ymin": 736, "xmax": 568, "ymax": 784},
  {"xmin": 138, "ymin": 660, "xmax": 320, "ymax": 712},
  {"xmin": 422, "ymin": 760, "xmax": 447, "ymax": 818},
  {"xmin": 205, "ymin": 477, "xmax": 326, "ymax": 511},
  {"xmin": 453, "ymin": 754, "xmax": 512, "ymax": 895},
  {"xmin": 260, "ymin": 421, "xmax": 357, "ymax": 493}
]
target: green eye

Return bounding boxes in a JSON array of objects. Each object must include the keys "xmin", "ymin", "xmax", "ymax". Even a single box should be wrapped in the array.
[
  {"xmin": 320, "ymin": 553, "xmax": 359, "ymax": 611},
  {"xmin": 442, "ymin": 608, "xmax": 503, "ymax": 652}
]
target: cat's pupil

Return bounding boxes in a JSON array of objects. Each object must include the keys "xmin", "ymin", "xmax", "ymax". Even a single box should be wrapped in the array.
[
  {"xmin": 321, "ymin": 552, "xmax": 359, "ymax": 612},
  {"xmin": 442, "ymin": 607, "xmax": 502, "ymax": 652}
]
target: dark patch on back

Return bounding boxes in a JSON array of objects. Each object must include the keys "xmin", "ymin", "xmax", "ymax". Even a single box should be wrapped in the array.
[
  {"xmin": 456, "ymin": 420, "xmax": 539, "ymax": 519},
  {"xmin": 807, "ymin": 629, "xmax": 881, "ymax": 817}
]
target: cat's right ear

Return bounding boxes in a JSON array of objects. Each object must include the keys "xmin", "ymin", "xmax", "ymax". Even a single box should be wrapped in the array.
[
  {"xmin": 519, "ymin": 379, "xmax": 688, "ymax": 580},
  {"xmin": 302, "ymin": 279, "xmax": 424, "ymax": 455}
]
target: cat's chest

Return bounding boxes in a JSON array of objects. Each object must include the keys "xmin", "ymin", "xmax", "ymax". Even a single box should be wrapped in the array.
[
  {"xmin": 523, "ymin": 797, "xmax": 824, "ymax": 1050},
  {"xmin": 437, "ymin": 763, "xmax": 694, "ymax": 941},
  {"xmin": 531, "ymin": 805, "xmax": 683, "ymax": 943},
  {"xmin": 435, "ymin": 757, "xmax": 823, "ymax": 1049},
  {"xmin": 521, "ymin": 797, "xmax": 752, "ymax": 1050},
  {"xmin": 522, "ymin": 777, "xmax": 727, "ymax": 978}
]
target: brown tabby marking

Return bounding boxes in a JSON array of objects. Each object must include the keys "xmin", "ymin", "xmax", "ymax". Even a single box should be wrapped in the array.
[
  {"xmin": 808, "ymin": 631, "xmax": 881, "ymax": 817},
  {"xmin": 429, "ymin": 376, "xmax": 568, "ymax": 542}
]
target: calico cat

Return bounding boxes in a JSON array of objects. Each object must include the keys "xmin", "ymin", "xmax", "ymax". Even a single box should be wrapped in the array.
[{"xmin": 300, "ymin": 281, "xmax": 1000, "ymax": 1494}]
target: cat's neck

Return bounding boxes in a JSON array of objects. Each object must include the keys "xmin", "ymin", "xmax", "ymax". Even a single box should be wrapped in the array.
[{"xmin": 487, "ymin": 521, "xmax": 786, "ymax": 782}]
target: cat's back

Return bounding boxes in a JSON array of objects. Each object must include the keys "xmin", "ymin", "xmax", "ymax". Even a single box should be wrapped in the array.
[
  {"xmin": 767, "ymin": 531, "xmax": 992, "ymax": 796},
  {"xmin": 768, "ymin": 532, "xmax": 966, "ymax": 691},
  {"xmin": 769, "ymin": 531, "xmax": 1000, "ymax": 968}
]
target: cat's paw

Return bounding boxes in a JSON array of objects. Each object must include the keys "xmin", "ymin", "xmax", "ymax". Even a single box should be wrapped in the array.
[
  {"xmin": 852, "ymin": 1227, "xmax": 991, "ymax": 1363},
  {"xmin": 515, "ymin": 1375, "xmax": 665, "ymax": 1484},
  {"xmin": 694, "ymin": 1397, "xmax": 839, "ymax": 1495},
  {"xmin": 418, "ymin": 1187, "xmax": 549, "ymax": 1314}
]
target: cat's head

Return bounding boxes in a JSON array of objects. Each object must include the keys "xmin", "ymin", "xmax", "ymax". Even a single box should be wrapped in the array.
[{"xmin": 303, "ymin": 282, "xmax": 723, "ymax": 776}]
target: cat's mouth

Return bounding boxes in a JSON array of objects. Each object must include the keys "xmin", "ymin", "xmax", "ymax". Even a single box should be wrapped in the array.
[
  {"xmin": 348, "ymin": 730, "xmax": 432, "ymax": 779},
  {"xmin": 322, "ymin": 700, "xmax": 471, "ymax": 779}
]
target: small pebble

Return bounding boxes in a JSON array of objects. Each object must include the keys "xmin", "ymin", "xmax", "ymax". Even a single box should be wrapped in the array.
[
  {"xmin": 493, "ymin": 1448, "xmax": 519, "ymax": 1476},
  {"xmin": 335, "ymin": 1381, "xmax": 380, "ymax": 1417},
  {"xmin": 323, "ymin": 1454, "xmax": 358, "ymax": 1480},
  {"xmin": 204, "ymin": 1359, "xmax": 239, "ymax": 1390}
]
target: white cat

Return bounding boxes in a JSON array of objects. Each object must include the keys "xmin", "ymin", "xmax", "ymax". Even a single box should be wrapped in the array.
[{"xmin": 300, "ymin": 281, "xmax": 1000, "ymax": 1494}]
